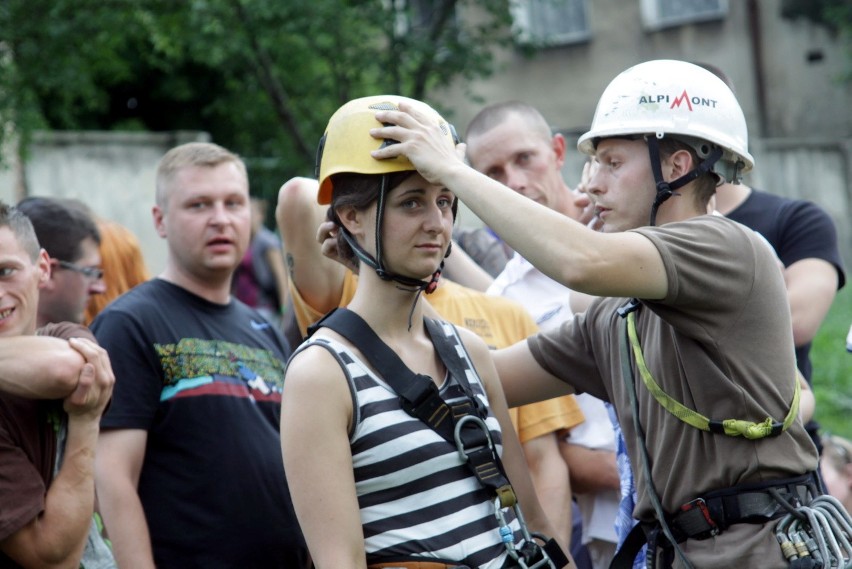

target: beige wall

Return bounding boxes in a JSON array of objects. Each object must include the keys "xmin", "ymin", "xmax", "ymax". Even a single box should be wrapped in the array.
[
  {"xmin": 1, "ymin": 0, "xmax": 848, "ymax": 272},
  {"xmin": 2, "ymin": 130, "xmax": 847, "ymax": 273},
  {"xmin": 436, "ymin": 0, "xmax": 851, "ymax": 267},
  {"xmin": 0, "ymin": 131, "xmax": 210, "ymax": 275}
]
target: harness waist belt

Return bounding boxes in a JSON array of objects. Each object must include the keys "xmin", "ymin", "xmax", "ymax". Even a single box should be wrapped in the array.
[
  {"xmin": 670, "ymin": 475, "xmax": 816, "ymax": 542},
  {"xmin": 368, "ymin": 561, "xmax": 469, "ymax": 569},
  {"xmin": 610, "ymin": 474, "xmax": 819, "ymax": 569}
]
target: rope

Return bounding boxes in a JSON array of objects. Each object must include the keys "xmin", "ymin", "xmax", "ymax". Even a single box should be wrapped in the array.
[{"xmin": 626, "ymin": 311, "xmax": 800, "ymax": 439}]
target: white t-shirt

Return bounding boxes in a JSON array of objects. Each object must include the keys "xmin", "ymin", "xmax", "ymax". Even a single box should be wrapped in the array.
[
  {"xmin": 487, "ymin": 254, "xmax": 573, "ymax": 332},
  {"xmin": 488, "ymin": 253, "xmax": 619, "ymax": 544}
]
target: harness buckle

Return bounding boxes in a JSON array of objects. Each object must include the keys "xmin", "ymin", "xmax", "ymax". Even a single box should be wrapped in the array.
[{"xmin": 678, "ymin": 498, "xmax": 720, "ymax": 540}]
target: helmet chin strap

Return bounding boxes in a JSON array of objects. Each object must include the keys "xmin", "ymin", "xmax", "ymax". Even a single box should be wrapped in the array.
[
  {"xmin": 338, "ymin": 226, "xmax": 446, "ymax": 294},
  {"xmin": 336, "ymin": 173, "xmax": 451, "ymax": 292},
  {"xmin": 335, "ymin": 174, "xmax": 456, "ymax": 330},
  {"xmin": 645, "ymin": 137, "xmax": 723, "ymax": 227}
]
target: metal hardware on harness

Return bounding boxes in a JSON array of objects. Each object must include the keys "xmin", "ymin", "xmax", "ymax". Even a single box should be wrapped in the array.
[
  {"xmin": 613, "ymin": 478, "xmax": 823, "ymax": 568},
  {"xmin": 493, "ymin": 498, "xmax": 560, "ymax": 569},
  {"xmin": 454, "ymin": 415, "xmax": 493, "ymax": 461},
  {"xmin": 774, "ymin": 493, "xmax": 852, "ymax": 569},
  {"xmin": 314, "ymin": 309, "xmax": 568, "ymax": 568},
  {"xmin": 453, "ymin": 414, "xmax": 517, "ymax": 509},
  {"xmin": 677, "ymin": 498, "xmax": 719, "ymax": 540}
]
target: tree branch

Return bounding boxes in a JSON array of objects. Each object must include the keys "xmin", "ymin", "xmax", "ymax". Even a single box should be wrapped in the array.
[{"xmin": 228, "ymin": 0, "xmax": 314, "ymax": 164}]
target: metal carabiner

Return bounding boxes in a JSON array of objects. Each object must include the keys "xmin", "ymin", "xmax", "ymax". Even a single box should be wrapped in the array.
[
  {"xmin": 454, "ymin": 414, "xmax": 493, "ymax": 462},
  {"xmin": 494, "ymin": 496, "xmax": 523, "ymax": 566},
  {"xmin": 493, "ymin": 498, "xmax": 557, "ymax": 569}
]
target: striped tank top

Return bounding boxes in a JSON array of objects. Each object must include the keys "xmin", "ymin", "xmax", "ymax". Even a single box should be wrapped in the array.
[{"xmin": 297, "ymin": 319, "xmax": 521, "ymax": 567}]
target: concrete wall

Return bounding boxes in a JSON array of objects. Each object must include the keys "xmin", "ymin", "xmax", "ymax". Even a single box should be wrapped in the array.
[
  {"xmin": 0, "ymin": 0, "xmax": 848, "ymax": 273},
  {"xmin": 747, "ymin": 137, "xmax": 852, "ymax": 270},
  {"xmin": 440, "ymin": 0, "xmax": 851, "ymax": 269},
  {"xmin": 0, "ymin": 131, "xmax": 210, "ymax": 275}
]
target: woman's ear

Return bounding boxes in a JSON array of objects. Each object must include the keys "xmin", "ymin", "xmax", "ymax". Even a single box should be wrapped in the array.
[{"xmin": 335, "ymin": 205, "xmax": 364, "ymax": 238}]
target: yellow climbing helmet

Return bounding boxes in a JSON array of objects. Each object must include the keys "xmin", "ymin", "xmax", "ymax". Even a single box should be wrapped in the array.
[{"xmin": 315, "ymin": 95, "xmax": 459, "ymax": 205}]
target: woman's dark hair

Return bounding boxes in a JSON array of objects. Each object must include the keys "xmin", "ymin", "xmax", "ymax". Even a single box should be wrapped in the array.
[{"xmin": 328, "ymin": 171, "xmax": 415, "ymax": 269}]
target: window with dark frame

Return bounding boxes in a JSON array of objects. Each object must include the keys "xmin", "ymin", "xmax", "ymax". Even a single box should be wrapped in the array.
[
  {"xmin": 511, "ymin": 0, "xmax": 591, "ymax": 46},
  {"xmin": 639, "ymin": 0, "xmax": 729, "ymax": 32}
]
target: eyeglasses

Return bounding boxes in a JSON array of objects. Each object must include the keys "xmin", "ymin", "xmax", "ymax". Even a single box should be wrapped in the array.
[
  {"xmin": 823, "ymin": 433, "xmax": 851, "ymax": 466},
  {"xmin": 55, "ymin": 260, "xmax": 104, "ymax": 280}
]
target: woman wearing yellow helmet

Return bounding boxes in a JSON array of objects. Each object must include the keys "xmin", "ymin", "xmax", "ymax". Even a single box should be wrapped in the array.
[{"xmin": 280, "ymin": 96, "xmax": 569, "ymax": 569}]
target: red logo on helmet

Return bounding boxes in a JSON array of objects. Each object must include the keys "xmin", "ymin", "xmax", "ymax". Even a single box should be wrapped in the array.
[{"xmin": 670, "ymin": 90, "xmax": 694, "ymax": 111}]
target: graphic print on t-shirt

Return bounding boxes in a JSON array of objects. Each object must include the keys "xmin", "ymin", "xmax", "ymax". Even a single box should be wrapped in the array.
[{"xmin": 155, "ymin": 338, "xmax": 285, "ymax": 403}]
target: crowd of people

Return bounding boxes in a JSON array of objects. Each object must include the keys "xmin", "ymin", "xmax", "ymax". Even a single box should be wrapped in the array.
[{"xmin": 0, "ymin": 58, "xmax": 849, "ymax": 569}]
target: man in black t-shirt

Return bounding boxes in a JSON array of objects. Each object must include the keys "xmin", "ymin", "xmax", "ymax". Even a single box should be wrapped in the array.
[{"xmin": 92, "ymin": 142, "xmax": 309, "ymax": 569}]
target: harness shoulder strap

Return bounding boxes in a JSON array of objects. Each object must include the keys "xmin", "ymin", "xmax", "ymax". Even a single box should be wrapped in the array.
[
  {"xmin": 618, "ymin": 303, "xmax": 694, "ymax": 569},
  {"xmin": 314, "ymin": 308, "xmax": 457, "ymax": 441},
  {"xmin": 423, "ymin": 318, "xmax": 487, "ymax": 419},
  {"xmin": 624, "ymin": 310, "xmax": 799, "ymax": 439}
]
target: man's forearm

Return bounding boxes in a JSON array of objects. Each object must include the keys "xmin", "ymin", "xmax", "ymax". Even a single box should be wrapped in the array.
[
  {"xmin": 96, "ymin": 477, "xmax": 157, "ymax": 568},
  {"xmin": 523, "ymin": 434, "xmax": 573, "ymax": 547},
  {"xmin": 561, "ymin": 443, "xmax": 620, "ymax": 495},
  {"xmin": 1, "ymin": 415, "xmax": 99, "ymax": 566},
  {"xmin": 0, "ymin": 337, "xmax": 82, "ymax": 398}
]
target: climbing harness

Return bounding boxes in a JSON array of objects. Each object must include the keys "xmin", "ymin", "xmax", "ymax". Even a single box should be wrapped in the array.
[
  {"xmin": 311, "ymin": 308, "xmax": 568, "ymax": 569},
  {"xmin": 610, "ymin": 300, "xmax": 840, "ymax": 569},
  {"xmin": 368, "ymin": 561, "xmax": 471, "ymax": 569}
]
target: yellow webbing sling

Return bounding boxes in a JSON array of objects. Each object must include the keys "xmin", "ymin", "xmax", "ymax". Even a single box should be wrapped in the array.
[{"xmin": 625, "ymin": 311, "xmax": 800, "ymax": 440}]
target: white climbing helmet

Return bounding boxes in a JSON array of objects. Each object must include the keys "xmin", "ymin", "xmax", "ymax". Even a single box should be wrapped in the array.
[{"xmin": 577, "ymin": 59, "xmax": 754, "ymax": 183}]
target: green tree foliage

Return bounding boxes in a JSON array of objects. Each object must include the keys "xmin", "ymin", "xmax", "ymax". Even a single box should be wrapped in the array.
[
  {"xmin": 0, "ymin": 0, "xmax": 144, "ymax": 151},
  {"xmin": 1, "ymin": 0, "xmax": 518, "ymax": 197}
]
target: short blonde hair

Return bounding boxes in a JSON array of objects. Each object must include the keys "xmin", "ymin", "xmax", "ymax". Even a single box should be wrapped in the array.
[
  {"xmin": 465, "ymin": 101, "xmax": 553, "ymax": 145},
  {"xmin": 155, "ymin": 142, "xmax": 248, "ymax": 209}
]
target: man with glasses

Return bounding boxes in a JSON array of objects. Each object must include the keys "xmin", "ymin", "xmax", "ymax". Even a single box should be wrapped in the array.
[{"xmin": 16, "ymin": 197, "xmax": 106, "ymax": 327}]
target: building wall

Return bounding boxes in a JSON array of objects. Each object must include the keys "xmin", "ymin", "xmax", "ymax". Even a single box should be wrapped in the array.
[
  {"xmin": 437, "ymin": 0, "xmax": 851, "ymax": 268},
  {"xmin": 436, "ymin": 0, "xmax": 850, "ymax": 141},
  {"xmin": 0, "ymin": 0, "xmax": 848, "ymax": 274},
  {"xmin": 0, "ymin": 131, "xmax": 209, "ymax": 275}
]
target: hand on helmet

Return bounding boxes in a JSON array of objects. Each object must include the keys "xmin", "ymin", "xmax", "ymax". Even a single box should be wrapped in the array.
[
  {"xmin": 574, "ymin": 160, "xmax": 603, "ymax": 231},
  {"xmin": 369, "ymin": 102, "xmax": 466, "ymax": 187}
]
